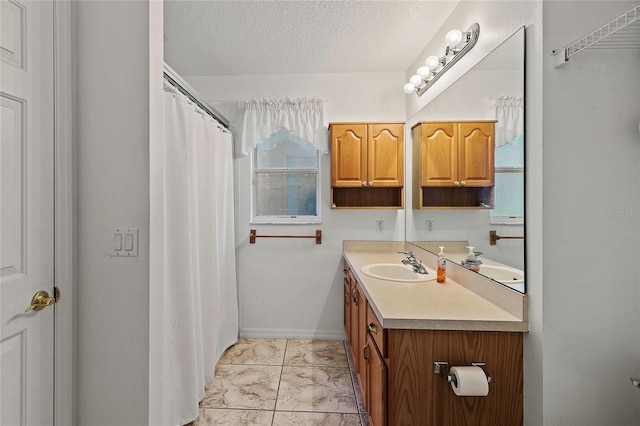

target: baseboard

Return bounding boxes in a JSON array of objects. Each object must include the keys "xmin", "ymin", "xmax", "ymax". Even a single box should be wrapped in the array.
[{"xmin": 239, "ymin": 328, "xmax": 347, "ymax": 341}]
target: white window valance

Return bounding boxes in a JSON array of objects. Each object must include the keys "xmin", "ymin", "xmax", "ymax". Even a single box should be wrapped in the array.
[
  {"xmin": 493, "ymin": 94, "xmax": 524, "ymax": 147},
  {"xmin": 241, "ymin": 97, "xmax": 328, "ymax": 156}
]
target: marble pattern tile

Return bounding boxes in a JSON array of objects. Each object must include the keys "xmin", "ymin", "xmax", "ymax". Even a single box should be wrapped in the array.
[
  {"xmin": 200, "ymin": 365, "xmax": 281, "ymax": 410},
  {"xmin": 218, "ymin": 338, "xmax": 287, "ymax": 365},
  {"xmin": 194, "ymin": 408, "xmax": 274, "ymax": 425},
  {"xmin": 284, "ymin": 339, "xmax": 348, "ymax": 367},
  {"xmin": 272, "ymin": 411, "xmax": 362, "ymax": 425},
  {"xmin": 276, "ymin": 366, "xmax": 358, "ymax": 413},
  {"xmin": 186, "ymin": 339, "xmax": 370, "ymax": 426}
]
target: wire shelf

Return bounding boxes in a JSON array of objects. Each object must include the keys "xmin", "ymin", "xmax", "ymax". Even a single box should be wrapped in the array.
[{"xmin": 553, "ymin": 3, "xmax": 640, "ymax": 67}]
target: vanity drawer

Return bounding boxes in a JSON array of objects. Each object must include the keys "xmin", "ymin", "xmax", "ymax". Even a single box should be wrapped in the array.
[{"xmin": 366, "ymin": 304, "xmax": 386, "ymax": 358}]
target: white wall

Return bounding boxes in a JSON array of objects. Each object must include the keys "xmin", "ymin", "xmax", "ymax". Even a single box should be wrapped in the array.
[
  {"xmin": 187, "ymin": 73, "xmax": 406, "ymax": 338},
  {"xmin": 74, "ymin": 1, "xmax": 161, "ymax": 424},
  {"xmin": 543, "ymin": 1, "xmax": 640, "ymax": 424}
]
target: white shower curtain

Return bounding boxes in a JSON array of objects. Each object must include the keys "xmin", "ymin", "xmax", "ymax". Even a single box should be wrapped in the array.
[{"xmin": 150, "ymin": 81, "xmax": 238, "ymax": 426}]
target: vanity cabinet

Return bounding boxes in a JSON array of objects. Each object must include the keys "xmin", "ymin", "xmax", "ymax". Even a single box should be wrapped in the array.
[
  {"xmin": 330, "ymin": 122, "xmax": 404, "ymax": 209},
  {"xmin": 412, "ymin": 121, "xmax": 496, "ymax": 209},
  {"xmin": 387, "ymin": 329, "xmax": 523, "ymax": 425},
  {"xmin": 344, "ymin": 259, "xmax": 524, "ymax": 426}
]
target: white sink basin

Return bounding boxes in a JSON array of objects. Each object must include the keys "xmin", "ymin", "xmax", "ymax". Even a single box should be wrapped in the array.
[
  {"xmin": 360, "ymin": 263, "xmax": 436, "ymax": 282},
  {"xmin": 479, "ymin": 265, "xmax": 524, "ymax": 284}
]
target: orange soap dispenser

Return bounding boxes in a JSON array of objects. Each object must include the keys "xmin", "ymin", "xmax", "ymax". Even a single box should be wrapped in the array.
[{"xmin": 437, "ymin": 246, "xmax": 446, "ymax": 283}]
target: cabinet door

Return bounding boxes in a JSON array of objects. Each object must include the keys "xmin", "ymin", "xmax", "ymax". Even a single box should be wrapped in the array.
[
  {"xmin": 367, "ymin": 333, "xmax": 387, "ymax": 426},
  {"xmin": 458, "ymin": 122, "xmax": 495, "ymax": 186},
  {"xmin": 357, "ymin": 283, "xmax": 368, "ymax": 401},
  {"xmin": 349, "ymin": 274, "xmax": 360, "ymax": 370},
  {"xmin": 420, "ymin": 123, "xmax": 458, "ymax": 187},
  {"xmin": 367, "ymin": 124, "xmax": 404, "ymax": 187},
  {"xmin": 331, "ymin": 124, "xmax": 368, "ymax": 187},
  {"xmin": 343, "ymin": 276, "xmax": 350, "ymax": 341}
]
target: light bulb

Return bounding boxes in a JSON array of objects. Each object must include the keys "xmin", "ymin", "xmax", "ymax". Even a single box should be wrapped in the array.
[
  {"xmin": 425, "ymin": 55, "xmax": 440, "ymax": 69},
  {"xmin": 409, "ymin": 75, "xmax": 422, "ymax": 86},
  {"xmin": 417, "ymin": 66, "xmax": 431, "ymax": 78},
  {"xmin": 403, "ymin": 82, "xmax": 416, "ymax": 94},
  {"xmin": 445, "ymin": 29, "xmax": 463, "ymax": 47}
]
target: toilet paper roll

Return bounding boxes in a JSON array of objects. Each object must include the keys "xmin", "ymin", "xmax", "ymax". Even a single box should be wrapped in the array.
[{"xmin": 449, "ymin": 366, "xmax": 489, "ymax": 396}]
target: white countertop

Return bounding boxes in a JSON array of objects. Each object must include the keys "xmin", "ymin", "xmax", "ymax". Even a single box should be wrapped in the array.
[{"xmin": 344, "ymin": 242, "xmax": 528, "ymax": 332}]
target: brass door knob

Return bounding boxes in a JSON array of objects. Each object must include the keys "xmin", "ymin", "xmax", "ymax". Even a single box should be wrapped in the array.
[{"xmin": 25, "ymin": 290, "xmax": 55, "ymax": 313}]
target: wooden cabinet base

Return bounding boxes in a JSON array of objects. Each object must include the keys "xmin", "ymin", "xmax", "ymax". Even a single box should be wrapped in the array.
[
  {"xmin": 332, "ymin": 187, "xmax": 403, "ymax": 209},
  {"xmin": 386, "ymin": 329, "xmax": 523, "ymax": 426},
  {"xmin": 419, "ymin": 186, "xmax": 493, "ymax": 209}
]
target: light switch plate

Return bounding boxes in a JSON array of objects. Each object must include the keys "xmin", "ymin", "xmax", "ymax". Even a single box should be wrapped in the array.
[{"xmin": 110, "ymin": 227, "xmax": 139, "ymax": 257}]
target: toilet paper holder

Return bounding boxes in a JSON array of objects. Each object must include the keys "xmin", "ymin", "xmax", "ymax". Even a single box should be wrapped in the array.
[{"xmin": 433, "ymin": 362, "xmax": 492, "ymax": 385}]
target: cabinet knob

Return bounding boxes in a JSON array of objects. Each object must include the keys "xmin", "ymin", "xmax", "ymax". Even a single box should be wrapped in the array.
[
  {"xmin": 460, "ymin": 180, "xmax": 466, "ymax": 186},
  {"xmin": 454, "ymin": 181, "xmax": 460, "ymax": 186},
  {"xmin": 368, "ymin": 322, "xmax": 378, "ymax": 334},
  {"xmin": 368, "ymin": 181, "xmax": 373, "ymax": 187},
  {"xmin": 362, "ymin": 181, "xmax": 367, "ymax": 186}
]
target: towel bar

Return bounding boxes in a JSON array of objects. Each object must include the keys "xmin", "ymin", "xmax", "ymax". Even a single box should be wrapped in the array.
[
  {"xmin": 490, "ymin": 230, "xmax": 524, "ymax": 245},
  {"xmin": 249, "ymin": 229, "xmax": 322, "ymax": 244}
]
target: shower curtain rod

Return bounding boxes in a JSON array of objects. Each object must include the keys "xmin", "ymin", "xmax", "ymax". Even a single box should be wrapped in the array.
[{"xmin": 163, "ymin": 62, "xmax": 230, "ymax": 129}]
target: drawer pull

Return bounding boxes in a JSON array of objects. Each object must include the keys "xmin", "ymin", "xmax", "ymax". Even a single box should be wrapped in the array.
[{"xmin": 368, "ymin": 323, "xmax": 378, "ymax": 334}]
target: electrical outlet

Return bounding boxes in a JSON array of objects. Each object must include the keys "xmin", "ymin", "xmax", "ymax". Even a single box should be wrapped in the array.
[
  {"xmin": 376, "ymin": 220, "xmax": 385, "ymax": 233},
  {"xmin": 426, "ymin": 220, "xmax": 434, "ymax": 233}
]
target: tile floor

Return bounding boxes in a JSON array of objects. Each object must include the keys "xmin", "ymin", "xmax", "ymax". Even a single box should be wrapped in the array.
[{"xmin": 192, "ymin": 338, "xmax": 368, "ymax": 426}]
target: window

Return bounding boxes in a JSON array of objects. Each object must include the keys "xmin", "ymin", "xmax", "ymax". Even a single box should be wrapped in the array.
[
  {"xmin": 252, "ymin": 128, "xmax": 320, "ymax": 224},
  {"xmin": 491, "ymin": 134, "xmax": 524, "ymax": 224}
]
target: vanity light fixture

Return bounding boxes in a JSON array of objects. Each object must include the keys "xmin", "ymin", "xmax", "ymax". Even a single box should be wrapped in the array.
[{"xmin": 404, "ymin": 23, "xmax": 480, "ymax": 96}]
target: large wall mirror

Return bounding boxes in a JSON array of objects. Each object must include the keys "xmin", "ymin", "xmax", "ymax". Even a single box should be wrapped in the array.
[{"xmin": 405, "ymin": 27, "xmax": 526, "ymax": 293}]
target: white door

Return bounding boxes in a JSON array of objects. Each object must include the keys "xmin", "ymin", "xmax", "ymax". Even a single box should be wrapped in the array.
[{"xmin": 1, "ymin": 0, "xmax": 55, "ymax": 424}]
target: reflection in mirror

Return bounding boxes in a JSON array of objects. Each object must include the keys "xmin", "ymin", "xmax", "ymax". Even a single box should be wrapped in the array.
[{"xmin": 405, "ymin": 27, "xmax": 526, "ymax": 293}]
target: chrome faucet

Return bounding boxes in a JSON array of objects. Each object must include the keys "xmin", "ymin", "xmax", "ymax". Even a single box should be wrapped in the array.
[
  {"xmin": 461, "ymin": 250, "xmax": 483, "ymax": 270},
  {"xmin": 398, "ymin": 251, "xmax": 428, "ymax": 274}
]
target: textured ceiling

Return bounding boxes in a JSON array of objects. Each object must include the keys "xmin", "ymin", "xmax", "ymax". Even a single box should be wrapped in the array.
[{"xmin": 164, "ymin": 0, "xmax": 459, "ymax": 76}]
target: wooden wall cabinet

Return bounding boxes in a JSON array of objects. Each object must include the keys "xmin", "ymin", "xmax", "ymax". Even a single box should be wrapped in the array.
[
  {"xmin": 330, "ymin": 122, "xmax": 404, "ymax": 209},
  {"xmin": 344, "ymin": 260, "xmax": 524, "ymax": 426},
  {"xmin": 412, "ymin": 121, "xmax": 496, "ymax": 209}
]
